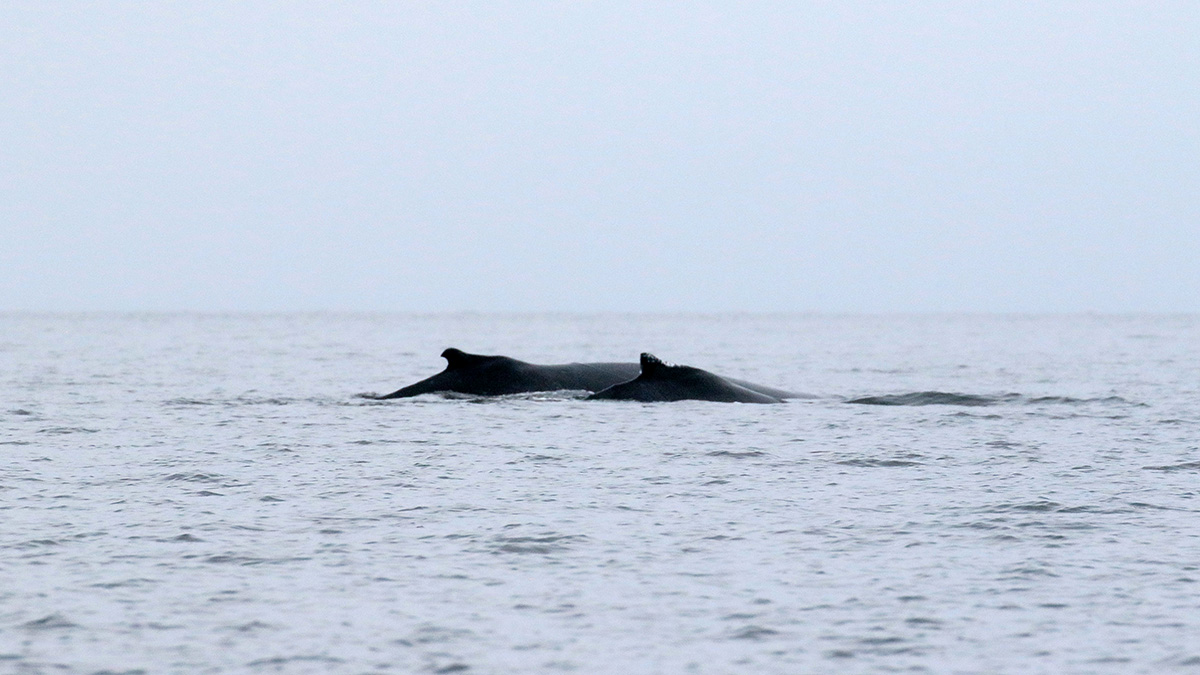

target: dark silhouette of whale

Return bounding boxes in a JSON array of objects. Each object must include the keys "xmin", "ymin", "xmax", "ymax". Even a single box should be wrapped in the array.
[
  {"xmin": 370, "ymin": 349, "xmax": 801, "ymax": 402},
  {"xmin": 587, "ymin": 353, "xmax": 792, "ymax": 404},
  {"xmin": 370, "ymin": 348, "xmax": 642, "ymax": 399}
]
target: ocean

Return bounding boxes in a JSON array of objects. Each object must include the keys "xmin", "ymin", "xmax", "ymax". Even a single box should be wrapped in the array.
[{"xmin": 2, "ymin": 313, "xmax": 1199, "ymax": 674}]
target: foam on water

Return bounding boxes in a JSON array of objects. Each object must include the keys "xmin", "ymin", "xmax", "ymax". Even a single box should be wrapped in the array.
[{"xmin": 2, "ymin": 313, "xmax": 1200, "ymax": 673}]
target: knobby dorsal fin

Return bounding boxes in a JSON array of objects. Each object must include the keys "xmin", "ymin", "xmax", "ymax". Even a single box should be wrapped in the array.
[
  {"xmin": 640, "ymin": 352, "xmax": 668, "ymax": 375},
  {"xmin": 441, "ymin": 348, "xmax": 486, "ymax": 370}
]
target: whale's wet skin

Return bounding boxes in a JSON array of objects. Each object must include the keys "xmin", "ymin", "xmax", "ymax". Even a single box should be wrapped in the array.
[
  {"xmin": 588, "ymin": 353, "xmax": 796, "ymax": 403},
  {"xmin": 3, "ymin": 313, "xmax": 1200, "ymax": 674},
  {"xmin": 371, "ymin": 348, "xmax": 641, "ymax": 398},
  {"xmin": 374, "ymin": 349, "xmax": 802, "ymax": 403}
]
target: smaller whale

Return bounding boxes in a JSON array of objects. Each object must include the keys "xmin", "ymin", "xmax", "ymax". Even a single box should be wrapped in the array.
[
  {"xmin": 587, "ymin": 353, "xmax": 789, "ymax": 404},
  {"xmin": 369, "ymin": 348, "xmax": 642, "ymax": 399}
]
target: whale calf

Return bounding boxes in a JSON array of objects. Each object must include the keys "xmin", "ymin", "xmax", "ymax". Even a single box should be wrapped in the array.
[
  {"xmin": 370, "ymin": 348, "xmax": 642, "ymax": 399},
  {"xmin": 587, "ymin": 353, "xmax": 790, "ymax": 404}
]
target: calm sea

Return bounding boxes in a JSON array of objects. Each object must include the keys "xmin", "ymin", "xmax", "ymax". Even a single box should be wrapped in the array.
[{"xmin": 2, "ymin": 313, "xmax": 1199, "ymax": 674}]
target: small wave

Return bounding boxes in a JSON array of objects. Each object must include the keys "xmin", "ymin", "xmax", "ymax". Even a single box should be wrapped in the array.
[
  {"xmin": 708, "ymin": 450, "xmax": 767, "ymax": 458},
  {"xmin": 203, "ymin": 555, "xmax": 312, "ymax": 566},
  {"xmin": 229, "ymin": 621, "xmax": 275, "ymax": 633},
  {"xmin": 848, "ymin": 392, "xmax": 1140, "ymax": 407},
  {"xmin": 163, "ymin": 397, "xmax": 216, "ymax": 406},
  {"xmin": 90, "ymin": 578, "xmax": 158, "ymax": 589},
  {"xmin": 847, "ymin": 392, "xmax": 1001, "ymax": 407},
  {"xmin": 507, "ymin": 454, "xmax": 563, "ymax": 463},
  {"xmin": 37, "ymin": 426, "xmax": 100, "ymax": 434},
  {"xmin": 395, "ymin": 625, "xmax": 476, "ymax": 646},
  {"xmin": 247, "ymin": 655, "xmax": 345, "ymax": 668},
  {"xmin": 981, "ymin": 500, "xmax": 1065, "ymax": 512},
  {"xmin": 9, "ymin": 539, "xmax": 61, "ymax": 550},
  {"xmin": 999, "ymin": 563, "xmax": 1059, "ymax": 579},
  {"xmin": 490, "ymin": 533, "xmax": 583, "ymax": 555},
  {"xmin": 1143, "ymin": 461, "xmax": 1200, "ymax": 472},
  {"xmin": 232, "ymin": 396, "xmax": 305, "ymax": 406},
  {"xmin": 836, "ymin": 458, "xmax": 923, "ymax": 467},
  {"xmin": 169, "ymin": 395, "xmax": 333, "ymax": 407},
  {"xmin": 352, "ymin": 394, "xmax": 398, "ymax": 404},
  {"xmin": 21, "ymin": 614, "xmax": 77, "ymax": 630},
  {"xmin": 729, "ymin": 625, "xmax": 780, "ymax": 640},
  {"xmin": 1128, "ymin": 502, "xmax": 1194, "ymax": 511},
  {"xmin": 1026, "ymin": 395, "xmax": 1140, "ymax": 406},
  {"xmin": 163, "ymin": 472, "xmax": 224, "ymax": 483},
  {"xmin": 973, "ymin": 500, "xmax": 1118, "ymax": 515}
]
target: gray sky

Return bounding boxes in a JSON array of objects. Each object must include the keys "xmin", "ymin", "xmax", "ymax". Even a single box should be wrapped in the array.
[{"xmin": 3, "ymin": 2, "xmax": 1197, "ymax": 312}]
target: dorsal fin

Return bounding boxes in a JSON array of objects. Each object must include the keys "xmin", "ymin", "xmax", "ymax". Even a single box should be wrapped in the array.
[
  {"xmin": 441, "ymin": 348, "xmax": 486, "ymax": 370},
  {"xmin": 640, "ymin": 352, "xmax": 668, "ymax": 375}
]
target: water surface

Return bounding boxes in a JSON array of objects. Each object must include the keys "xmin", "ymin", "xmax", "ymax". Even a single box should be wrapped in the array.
[{"xmin": 2, "ymin": 313, "xmax": 1199, "ymax": 673}]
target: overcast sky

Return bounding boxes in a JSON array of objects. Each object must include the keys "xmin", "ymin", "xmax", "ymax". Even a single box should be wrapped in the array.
[{"xmin": 3, "ymin": 3, "xmax": 1197, "ymax": 312}]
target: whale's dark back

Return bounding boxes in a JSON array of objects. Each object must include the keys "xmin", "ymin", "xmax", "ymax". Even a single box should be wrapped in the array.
[
  {"xmin": 373, "ymin": 349, "xmax": 640, "ymax": 399},
  {"xmin": 588, "ymin": 353, "xmax": 784, "ymax": 404}
]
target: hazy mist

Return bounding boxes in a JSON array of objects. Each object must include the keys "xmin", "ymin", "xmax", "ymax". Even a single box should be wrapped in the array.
[{"xmin": 3, "ymin": 3, "xmax": 1197, "ymax": 312}]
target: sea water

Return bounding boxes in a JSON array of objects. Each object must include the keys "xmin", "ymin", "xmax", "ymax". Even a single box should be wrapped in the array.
[{"xmin": 2, "ymin": 313, "xmax": 1199, "ymax": 674}]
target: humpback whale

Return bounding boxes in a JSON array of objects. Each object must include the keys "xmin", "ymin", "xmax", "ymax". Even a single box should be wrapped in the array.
[
  {"xmin": 587, "ymin": 353, "xmax": 791, "ymax": 404},
  {"xmin": 369, "ymin": 348, "xmax": 642, "ymax": 399}
]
